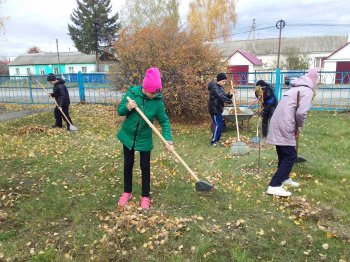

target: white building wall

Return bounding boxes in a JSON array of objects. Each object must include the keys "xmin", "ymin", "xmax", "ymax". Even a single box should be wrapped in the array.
[
  {"xmin": 326, "ymin": 44, "xmax": 350, "ymax": 60},
  {"xmin": 64, "ymin": 63, "xmax": 96, "ymax": 73},
  {"xmin": 322, "ymin": 45, "xmax": 350, "ymax": 84},
  {"xmin": 257, "ymin": 52, "xmax": 332, "ymax": 70},
  {"xmin": 9, "ymin": 65, "xmax": 35, "ymax": 76},
  {"xmin": 228, "ymin": 53, "xmax": 252, "ymax": 66}
]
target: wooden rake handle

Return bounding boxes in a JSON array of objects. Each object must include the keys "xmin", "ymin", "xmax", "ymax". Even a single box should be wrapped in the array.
[
  {"xmin": 126, "ymin": 96, "xmax": 200, "ymax": 182},
  {"xmin": 36, "ymin": 80, "xmax": 73, "ymax": 127},
  {"xmin": 230, "ymin": 80, "xmax": 241, "ymax": 141}
]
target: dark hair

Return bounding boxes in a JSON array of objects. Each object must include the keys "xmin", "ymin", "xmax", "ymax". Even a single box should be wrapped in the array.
[
  {"xmin": 256, "ymin": 80, "xmax": 268, "ymax": 87},
  {"xmin": 216, "ymin": 73, "xmax": 227, "ymax": 82},
  {"xmin": 47, "ymin": 73, "xmax": 57, "ymax": 81}
]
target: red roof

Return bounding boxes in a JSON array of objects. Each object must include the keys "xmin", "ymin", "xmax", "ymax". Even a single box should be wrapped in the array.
[
  {"xmin": 0, "ymin": 59, "xmax": 10, "ymax": 65},
  {"xmin": 227, "ymin": 50, "xmax": 263, "ymax": 66}
]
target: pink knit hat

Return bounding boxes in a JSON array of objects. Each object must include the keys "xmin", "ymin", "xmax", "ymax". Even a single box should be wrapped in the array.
[
  {"xmin": 307, "ymin": 68, "xmax": 318, "ymax": 86},
  {"xmin": 142, "ymin": 67, "xmax": 162, "ymax": 93}
]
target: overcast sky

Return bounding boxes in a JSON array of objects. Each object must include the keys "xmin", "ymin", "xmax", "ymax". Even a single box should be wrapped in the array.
[{"xmin": 1, "ymin": 0, "xmax": 349, "ymax": 60}]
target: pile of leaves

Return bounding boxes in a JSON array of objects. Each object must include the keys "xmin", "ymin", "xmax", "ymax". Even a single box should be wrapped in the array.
[
  {"xmin": 97, "ymin": 205, "xmax": 198, "ymax": 254},
  {"xmin": 16, "ymin": 124, "xmax": 48, "ymax": 135}
]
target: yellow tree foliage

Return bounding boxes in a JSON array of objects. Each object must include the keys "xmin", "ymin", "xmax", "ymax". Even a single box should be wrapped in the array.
[
  {"xmin": 113, "ymin": 19, "xmax": 225, "ymax": 120},
  {"xmin": 122, "ymin": 0, "xmax": 180, "ymax": 31},
  {"xmin": 187, "ymin": 0, "xmax": 237, "ymax": 41}
]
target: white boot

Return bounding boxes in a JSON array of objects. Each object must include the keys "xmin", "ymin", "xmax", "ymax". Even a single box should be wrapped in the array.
[
  {"xmin": 266, "ymin": 186, "xmax": 292, "ymax": 197},
  {"xmin": 282, "ymin": 178, "xmax": 300, "ymax": 187}
]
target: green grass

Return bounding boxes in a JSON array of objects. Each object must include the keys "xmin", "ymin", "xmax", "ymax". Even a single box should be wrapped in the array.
[{"xmin": 0, "ymin": 105, "xmax": 349, "ymax": 261}]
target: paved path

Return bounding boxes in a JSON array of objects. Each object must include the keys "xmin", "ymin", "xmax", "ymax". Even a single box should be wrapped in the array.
[{"xmin": 0, "ymin": 108, "xmax": 50, "ymax": 122}]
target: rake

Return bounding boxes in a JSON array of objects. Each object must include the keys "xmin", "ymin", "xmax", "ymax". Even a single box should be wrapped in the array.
[
  {"xmin": 126, "ymin": 97, "xmax": 212, "ymax": 191},
  {"xmin": 36, "ymin": 80, "xmax": 77, "ymax": 132}
]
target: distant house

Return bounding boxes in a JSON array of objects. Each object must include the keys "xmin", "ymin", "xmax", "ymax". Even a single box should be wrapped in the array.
[
  {"xmin": 226, "ymin": 50, "xmax": 262, "ymax": 84},
  {"xmin": 8, "ymin": 52, "xmax": 108, "ymax": 76},
  {"xmin": 210, "ymin": 35, "xmax": 348, "ymax": 70},
  {"xmin": 323, "ymin": 42, "xmax": 350, "ymax": 84}
]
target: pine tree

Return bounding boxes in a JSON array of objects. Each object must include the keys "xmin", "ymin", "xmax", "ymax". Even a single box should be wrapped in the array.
[{"xmin": 68, "ymin": 0, "xmax": 121, "ymax": 71}]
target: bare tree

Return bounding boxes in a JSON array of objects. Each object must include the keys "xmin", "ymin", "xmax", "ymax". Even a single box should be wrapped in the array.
[
  {"xmin": 0, "ymin": 0, "xmax": 9, "ymax": 35},
  {"xmin": 27, "ymin": 46, "xmax": 42, "ymax": 54}
]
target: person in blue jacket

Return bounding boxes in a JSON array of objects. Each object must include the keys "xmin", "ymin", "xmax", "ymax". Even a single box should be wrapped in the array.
[
  {"xmin": 208, "ymin": 73, "xmax": 233, "ymax": 146},
  {"xmin": 255, "ymin": 80, "xmax": 278, "ymax": 138}
]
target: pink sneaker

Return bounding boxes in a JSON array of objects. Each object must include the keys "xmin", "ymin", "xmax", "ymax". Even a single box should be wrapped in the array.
[
  {"xmin": 140, "ymin": 197, "xmax": 151, "ymax": 209},
  {"xmin": 118, "ymin": 192, "xmax": 132, "ymax": 207}
]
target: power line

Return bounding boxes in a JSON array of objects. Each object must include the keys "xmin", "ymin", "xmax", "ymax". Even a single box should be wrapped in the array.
[{"xmin": 207, "ymin": 22, "xmax": 350, "ymax": 41}]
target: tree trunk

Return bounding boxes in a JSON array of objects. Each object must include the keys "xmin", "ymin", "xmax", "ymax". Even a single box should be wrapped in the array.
[{"xmin": 95, "ymin": 52, "xmax": 100, "ymax": 72}]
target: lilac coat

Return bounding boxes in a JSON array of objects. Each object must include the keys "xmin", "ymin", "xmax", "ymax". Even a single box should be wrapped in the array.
[{"xmin": 266, "ymin": 75, "xmax": 316, "ymax": 146}]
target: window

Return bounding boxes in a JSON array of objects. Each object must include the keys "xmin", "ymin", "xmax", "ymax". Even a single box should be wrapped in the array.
[
  {"xmin": 40, "ymin": 68, "xmax": 45, "ymax": 75},
  {"xmin": 15, "ymin": 68, "xmax": 20, "ymax": 75},
  {"xmin": 68, "ymin": 67, "xmax": 74, "ymax": 73},
  {"xmin": 54, "ymin": 68, "xmax": 59, "ymax": 75},
  {"xmin": 26, "ymin": 68, "xmax": 31, "ymax": 75},
  {"xmin": 82, "ymin": 67, "xmax": 87, "ymax": 73}
]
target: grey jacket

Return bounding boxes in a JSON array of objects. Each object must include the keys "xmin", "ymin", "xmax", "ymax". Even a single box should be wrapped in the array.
[{"xmin": 266, "ymin": 75, "xmax": 316, "ymax": 146}]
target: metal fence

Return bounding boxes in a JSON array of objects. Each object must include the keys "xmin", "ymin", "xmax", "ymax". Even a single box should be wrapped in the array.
[
  {"xmin": 0, "ymin": 72, "xmax": 121, "ymax": 105},
  {"xmin": 224, "ymin": 69, "xmax": 350, "ymax": 111},
  {"xmin": 1, "ymin": 70, "xmax": 350, "ymax": 111}
]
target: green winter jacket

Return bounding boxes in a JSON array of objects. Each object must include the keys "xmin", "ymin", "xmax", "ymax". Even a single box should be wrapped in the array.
[{"xmin": 117, "ymin": 85, "xmax": 172, "ymax": 151}]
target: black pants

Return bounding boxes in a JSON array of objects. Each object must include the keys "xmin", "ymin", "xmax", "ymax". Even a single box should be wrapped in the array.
[
  {"xmin": 262, "ymin": 106, "xmax": 275, "ymax": 138},
  {"xmin": 269, "ymin": 145, "xmax": 297, "ymax": 187},
  {"xmin": 54, "ymin": 105, "xmax": 73, "ymax": 128},
  {"xmin": 123, "ymin": 145, "xmax": 151, "ymax": 197}
]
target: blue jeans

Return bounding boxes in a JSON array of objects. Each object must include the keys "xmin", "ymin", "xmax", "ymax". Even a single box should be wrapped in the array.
[
  {"xmin": 211, "ymin": 113, "xmax": 223, "ymax": 143},
  {"xmin": 269, "ymin": 145, "xmax": 297, "ymax": 186}
]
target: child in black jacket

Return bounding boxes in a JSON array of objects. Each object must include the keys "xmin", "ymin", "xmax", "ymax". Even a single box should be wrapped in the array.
[
  {"xmin": 47, "ymin": 73, "xmax": 74, "ymax": 130},
  {"xmin": 208, "ymin": 73, "xmax": 233, "ymax": 146},
  {"xmin": 255, "ymin": 80, "xmax": 278, "ymax": 138}
]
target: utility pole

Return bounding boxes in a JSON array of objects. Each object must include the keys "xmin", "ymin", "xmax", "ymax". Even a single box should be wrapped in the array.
[
  {"xmin": 246, "ymin": 18, "xmax": 257, "ymax": 52},
  {"xmin": 275, "ymin": 19, "xmax": 285, "ymax": 68},
  {"xmin": 56, "ymin": 39, "xmax": 61, "ymax": 75}
]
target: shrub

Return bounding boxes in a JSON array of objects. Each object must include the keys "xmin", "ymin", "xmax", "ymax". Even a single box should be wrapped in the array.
[{"xmin": 112, "ymin": 19, "xmax": 226, "ymax": 120}]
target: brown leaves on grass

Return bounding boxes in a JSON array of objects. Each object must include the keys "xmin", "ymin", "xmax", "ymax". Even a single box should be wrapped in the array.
[
  {"xmin": 0, "ymin": 103, "xmax": 47, "ymax": 112},
  {"xmin": 17, "ymin": 124, "xmax": 48, "ymax": 135},
  {"xmin": 0, "ymin": 187, "xmax": 22, "ymax": 227},
  {"xmin": 279, "ymin": 197, "xmax": 350, "ymax": 243},
  {"xmin": 97, "ymin": 205, "xmax": 203, "ymax": 254}
]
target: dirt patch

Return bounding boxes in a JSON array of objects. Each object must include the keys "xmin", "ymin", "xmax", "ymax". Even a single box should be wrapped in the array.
[
  {"xmin": 222, "ymin": 136, "xmax": 272, "ymax": 150},
  {"xmin": 0, "ymin": 109, "xmax": 50, "ymax": 122}
]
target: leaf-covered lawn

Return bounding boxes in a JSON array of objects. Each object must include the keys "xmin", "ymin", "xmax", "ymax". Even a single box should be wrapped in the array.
[{"xmin": 0, "ymin": 104, "xmax": 349, "ymax": 261}]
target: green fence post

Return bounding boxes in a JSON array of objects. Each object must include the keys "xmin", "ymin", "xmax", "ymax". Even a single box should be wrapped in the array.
[{"xmin": 78, "ymin": 71, "xmax": 85, "ymax": 102}]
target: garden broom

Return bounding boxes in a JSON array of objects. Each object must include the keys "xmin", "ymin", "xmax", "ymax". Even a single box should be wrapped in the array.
[
  {"xmin": 126, "ymin": 97, "xmax": 213, "ymax": 192},
  {"xmin": 230, "ymin": 81, "xmax": 249, "ymax": 155},
  {"xmin": 36, "ymin": 81, "xmax": 77, "ymax": 132}
]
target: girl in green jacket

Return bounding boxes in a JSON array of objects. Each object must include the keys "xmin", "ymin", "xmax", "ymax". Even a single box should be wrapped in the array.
[{"xmin": 117, "ymin": 67, "xmax": 174, "ymax": 209}]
